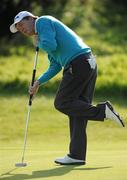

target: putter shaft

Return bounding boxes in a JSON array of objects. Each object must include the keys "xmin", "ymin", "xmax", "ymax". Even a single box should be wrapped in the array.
[
  {"xmin": 15, "ymin": 47, "xmax": 39, "ymax": 167},
  {"xmin": 21, "ymin": 105, "xmax": 31, "ymax": 164}
]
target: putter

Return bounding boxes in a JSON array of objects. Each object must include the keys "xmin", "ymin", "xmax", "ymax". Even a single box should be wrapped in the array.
[{"xmin": 15, "ymin": 46, "xmax": 39, "ymax": 167}]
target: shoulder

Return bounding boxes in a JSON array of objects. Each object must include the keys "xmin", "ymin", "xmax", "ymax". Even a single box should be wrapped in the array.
[
  {"xmin": 35, "ymin": 16, "xmax": 58, "ymax": 32},
  {"xmin": 36, "ymin": 16, "xmax": 57, "ymax": 24}
]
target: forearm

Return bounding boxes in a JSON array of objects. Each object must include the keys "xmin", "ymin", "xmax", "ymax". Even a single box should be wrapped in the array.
[{"xmin": 38, "ymin": 64, "xmax": 62, "ymax": 85}]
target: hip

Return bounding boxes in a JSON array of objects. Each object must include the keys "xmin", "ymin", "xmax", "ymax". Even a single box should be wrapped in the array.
[{"xmin": 63, "ymin": 52, "xmax": 97, "ymax": 75}]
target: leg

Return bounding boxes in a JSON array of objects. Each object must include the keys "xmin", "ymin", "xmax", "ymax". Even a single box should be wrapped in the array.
[
  {"xmin": 54, "ymin": 58, "xmax": 105, "ymax": 121},
  {"xmin": 54, "ymin": 56, "xmax": 124, "ymax": 165},
  {"xmin": 69, "ymin": 64, "xmax": 97, "ymax": 161},
  {"xmin": 69, "ymin": 116, "xmax": 88, "ymax": 160}
]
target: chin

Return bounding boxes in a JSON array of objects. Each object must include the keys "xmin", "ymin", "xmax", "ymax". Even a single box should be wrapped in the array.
[
  {"xmin": 24, "ymin": 31, "xmax": 34, "ymax": 36},
  {"xmin": 28, "ymin": 33, "xmax": 33, "ymax": 36},
  {"xmin": 27, "ymin": 33, "xmax": 33, "ymax": 36},
  {"xmin": 29, "ymin": 31, "xmax": 35, "ymax": 36}
]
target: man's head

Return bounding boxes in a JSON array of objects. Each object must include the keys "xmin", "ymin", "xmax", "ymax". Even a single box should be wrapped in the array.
[{"xmin": 10, "ymin": 11, "xmax": 38, "ymax": 36}]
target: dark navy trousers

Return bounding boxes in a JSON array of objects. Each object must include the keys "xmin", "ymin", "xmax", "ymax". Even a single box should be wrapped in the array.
[{"xmin": 54, "ymin": 53, "xmax": 105, "ymax": 161}]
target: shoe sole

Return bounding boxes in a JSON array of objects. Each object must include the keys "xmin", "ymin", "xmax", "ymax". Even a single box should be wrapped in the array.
[
  {"xmin": 55, "ymin": 161, "xmax": 85, "ymax": 165},
  {"xmin": 106, "ymin": 101, "xmax": 125, "ymax": 127}
]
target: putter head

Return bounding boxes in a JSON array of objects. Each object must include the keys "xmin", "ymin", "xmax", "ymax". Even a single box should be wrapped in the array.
[{"xmin": 15, "ymin": 162, "xmax": 27, "ymax": 167}]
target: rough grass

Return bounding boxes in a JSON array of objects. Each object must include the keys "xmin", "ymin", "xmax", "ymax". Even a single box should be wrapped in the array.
[
  {"xmin": 0, "ymin": 48, "xmax": 127, "ymax": 96},
  {"xmin": 0, "ymin": 95, "xmax": 126, "ymax": 142}
]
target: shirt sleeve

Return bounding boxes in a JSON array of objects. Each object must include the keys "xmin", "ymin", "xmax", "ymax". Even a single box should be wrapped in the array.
[
  {"xmin": 37, "ymin": 18, "xmax": 57, "ymax": 53},
  {"xmin": 37, "ymin": 57, "xmax": 62, "ymax": 85}
]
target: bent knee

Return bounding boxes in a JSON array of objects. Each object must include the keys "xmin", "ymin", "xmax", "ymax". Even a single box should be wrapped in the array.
[
  {"xmin": 54, "ymin": 96, "xmax": 66, "ymax": 112},
  {"xmin": 54, "ymin": 97, "xmax": 61, "ymax": 110}
]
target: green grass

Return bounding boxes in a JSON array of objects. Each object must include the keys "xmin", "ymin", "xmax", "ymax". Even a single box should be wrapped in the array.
[
  {"xmin": 0, "ymin": 143, "xmax": 127, "ymax": 180},
  {"xmin": 0, "ymin": 35, "xmax": 127, "ymax": 179},
  {"xmin": 0, "ymin": 1, "xmax": 127, "ymax": 178},
  {"xmin": 0, "ymin": 95, "xmax": 127, "ymax": 180},
  {"xmin": 0, "ymin": 49, "xmax": 127, "ymax": 96},
  {"xmin": 0, "ymin": 95, "xmax": 127, "ymax": 142}
]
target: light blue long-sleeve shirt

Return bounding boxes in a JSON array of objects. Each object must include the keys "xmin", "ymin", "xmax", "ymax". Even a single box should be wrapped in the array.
[{"xmin": 35, "ymin": 16, "xmax": 91, "ymax": 85}]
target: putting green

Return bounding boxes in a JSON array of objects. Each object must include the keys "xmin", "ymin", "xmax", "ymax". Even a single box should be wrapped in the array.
[
  {"xmin": 0, "ymin": 141, "xmax": 127, "ymax": 180},
  {"xmin": 0, "ymin": 96, "xmax": 127, "ymax": 180}
]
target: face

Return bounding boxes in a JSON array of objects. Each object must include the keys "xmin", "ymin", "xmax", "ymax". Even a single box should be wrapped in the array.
[{"xmin": 16, "ymin": 17, "xmax": 36, "ymax": 36}]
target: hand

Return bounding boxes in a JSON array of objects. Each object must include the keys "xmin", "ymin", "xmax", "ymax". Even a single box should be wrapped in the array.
[{"xmin": 29, "ymin": 80, "xmax": 40, "ymax": 96}]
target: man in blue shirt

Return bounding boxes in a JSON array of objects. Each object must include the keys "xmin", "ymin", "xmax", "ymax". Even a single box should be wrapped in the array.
[{"xmin": 10, "ymin": 11, "xmax": 125, "ymax": 165}]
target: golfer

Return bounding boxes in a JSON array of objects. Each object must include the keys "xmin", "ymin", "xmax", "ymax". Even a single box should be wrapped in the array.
[{"xmin": 10, "ymin": 11, "xmax": 125, "ymax": 165}]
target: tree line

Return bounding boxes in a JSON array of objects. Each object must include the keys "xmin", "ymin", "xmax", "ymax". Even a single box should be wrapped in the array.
[{"xmin": 0, "ymin": 0, "xmax": 127, "ymax": 39}]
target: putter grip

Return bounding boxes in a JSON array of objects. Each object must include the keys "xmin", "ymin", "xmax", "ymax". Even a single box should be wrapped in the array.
[
  {"xmin": 29, "ymin": 69, "xmax": 36, "ymax": 106},
  {"xmin": 36, "ymin": 46, "xmax": 39, "ymax": 52}
]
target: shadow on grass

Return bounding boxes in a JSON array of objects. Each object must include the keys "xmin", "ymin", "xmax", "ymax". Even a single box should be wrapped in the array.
[
  {"xmin": 0, "ymin": 79, "xmax": 127, "ymax": 112},
  {"xmin": 1, "ymin": 166, "xmax": 112, "ymax": 180},
  {"xmin": 0, "ymin": 79, "xmax": 127, "ymax": 98},
  {"xmin": 0, "ymin": 79, "xmax": 60, "ymax": 96}
]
